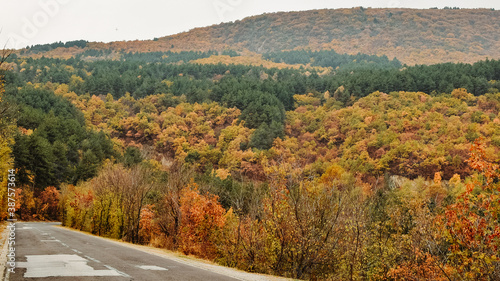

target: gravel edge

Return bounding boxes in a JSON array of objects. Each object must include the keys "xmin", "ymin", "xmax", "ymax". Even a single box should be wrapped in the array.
[{"xmin": 0, "ymin": 222, "xmax": 10, "ymax": 281}]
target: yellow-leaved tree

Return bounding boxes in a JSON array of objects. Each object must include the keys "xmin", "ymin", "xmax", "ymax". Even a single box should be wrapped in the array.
[{"xmin": 0, "ymin": 50, "xmax": 15, "ymax": 219}]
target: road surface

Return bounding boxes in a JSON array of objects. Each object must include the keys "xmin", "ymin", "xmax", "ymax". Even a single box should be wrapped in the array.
[{"xmin": 6, "ymin": 222, "xmax": 242, "ymax": 281}]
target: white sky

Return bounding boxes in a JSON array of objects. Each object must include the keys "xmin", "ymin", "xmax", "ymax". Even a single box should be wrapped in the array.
[{"xmin": 1, "ymin": 0, "xmax": 499, "ymax": 49}]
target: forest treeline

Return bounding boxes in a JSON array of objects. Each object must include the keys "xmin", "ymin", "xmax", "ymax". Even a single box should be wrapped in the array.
[
  {"xmin": 262, "ymin": 49, "xmax": 402, "ymax": 69},
  {"xmin": 5, "ymin": 55, "xmax": 500, "ymax": 100},
  {"xmin": 22, "ymin": 40, "xmax": 88, "ymax": 54},
  {"xmin": 1, "ymin": 51, "xmax": 500, "ymax": 280}
]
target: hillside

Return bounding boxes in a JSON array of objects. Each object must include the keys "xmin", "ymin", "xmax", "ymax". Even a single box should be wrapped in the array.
[
  {"xmin": 22, "ymin": 7, "xmax": 500, "ymax": 65},
  {"xmin": 4, "ymin": 7, "xmax": 500, "ymax": 279}
]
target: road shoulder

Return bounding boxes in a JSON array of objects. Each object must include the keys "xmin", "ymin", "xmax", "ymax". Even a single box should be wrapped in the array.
[{"xmin": 0, "ymin": 222, "xmax": 10, "ymax": 280}]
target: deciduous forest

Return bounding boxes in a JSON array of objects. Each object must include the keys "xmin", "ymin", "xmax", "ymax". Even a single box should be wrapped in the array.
[
  {"xmin": 21, "ymin": 8, "xmax": 500, "ymax": 65},
  {"xmin": 1, "ymin": 7, "xmax": 500, "ymax": 281}
]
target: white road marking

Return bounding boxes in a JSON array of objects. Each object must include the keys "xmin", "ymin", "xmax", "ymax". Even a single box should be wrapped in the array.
[
  {"xmin": 72, "ymin": 249, "xmax": 83, "ymax": 254},
  {"xmin": 40, "ymin": 240, "xmax": 61, "ymax": 242},
  {"xmin": 16, "ymin": 254, "xmax": 123, "ymax": 278},
  {"xmin": 85, "ymin": 255, "xmax": 102, "ymax": 263},
  {"xmin": 137, "ymin": 265, "xmax": 169, "ymax": 271},
  {"xmin": 104, "ymin": 265, "xmax": 132, "ymax": 277}
]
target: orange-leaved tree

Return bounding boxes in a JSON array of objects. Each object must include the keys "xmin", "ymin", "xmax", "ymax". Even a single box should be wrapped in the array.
[
  {"xmin": 178, "ymin": 181, "xmax": 227, "ymax": 260},
  {"xmin": 440, "ymin": 138, "xmax": 500, "ymax": 280},
  {"xmin": 38, "ymin": 186, "xmax": 61, "ymax": 220},
  {"xmin": 138, "ymin": 204, "xmax": 161, "ymax": 245}
]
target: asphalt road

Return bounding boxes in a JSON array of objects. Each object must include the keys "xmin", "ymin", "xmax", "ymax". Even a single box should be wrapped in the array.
[{"xmin": 6, "ymin": 222, "xmax": 241, "ymax": 281}]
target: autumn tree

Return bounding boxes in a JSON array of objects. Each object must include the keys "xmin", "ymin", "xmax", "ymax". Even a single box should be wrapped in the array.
[
  {"xmin": 0, "ymin": 49, "xmax": 15, "ymax": 219},
  {"xmin": 440, "ymin": 138, "xmax": 500, "ymax": 280},
  {"xmin": 138, "ymin": 204, "xmax": 161, "ymax": 245},
  {"xmin": 62, "ymin": 184, "xmax": 94, "ymax": 230},
  {"xmin": 89, "ymin": 163, "xmax": 156, "ymax": 242},
  {"xmin": 178, "ymin": 181, "xmax": 227, "ymax": 260},
  {"xmin": 153, "ymin": 162, "xmax": 195, "ymax": 249},
  {"xmin": 368, "ymin": 174, "xmax": 453, "ymax": 280},
  {"xmin": 262, "ymin": 140, "xmax": 366, "ymax": 279},
  {"xmin": 38, "ymin": 186, "xmax": 61, "ymax": 220}
]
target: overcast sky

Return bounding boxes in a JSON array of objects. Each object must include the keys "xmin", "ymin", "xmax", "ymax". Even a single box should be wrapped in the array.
[{"xmin": 1, "ymin": 0, "xmax": 499, "ymax": 49}]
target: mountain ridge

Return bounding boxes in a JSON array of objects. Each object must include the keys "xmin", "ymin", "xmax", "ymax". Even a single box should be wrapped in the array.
[{"xmin": 21, "ymin": 7, "xmax": 500, "ymax": 65}]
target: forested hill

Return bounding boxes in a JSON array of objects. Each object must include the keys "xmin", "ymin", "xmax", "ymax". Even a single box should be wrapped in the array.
[
  {"xmin": 22, "ymin": 8, "xmax": 500, "ymax": 65},
  {"xmin": 5, "ymin": 7, "xmax": 500, "ymax": 279}
]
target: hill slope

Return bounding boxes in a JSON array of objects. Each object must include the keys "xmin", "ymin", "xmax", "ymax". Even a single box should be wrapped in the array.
[
  {"xmin": 21, "ymin": 8, "xmax": 500, "ymax": 65},
  {"xmin": 95, "ymin": 7, "xmax": 500, "ymax": 65}
]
